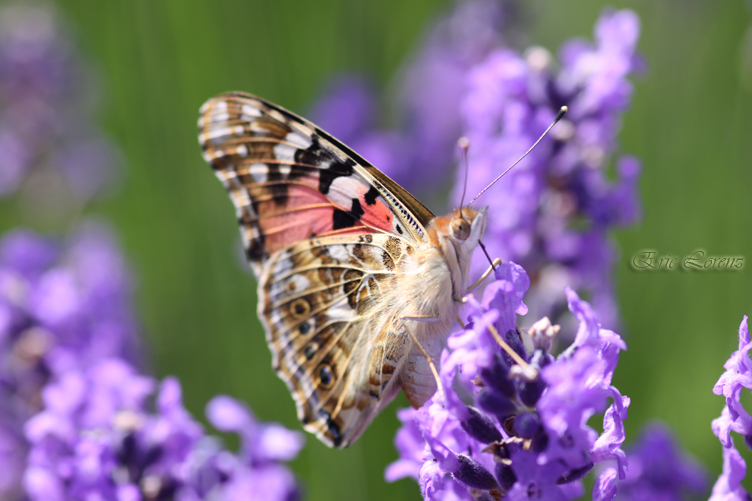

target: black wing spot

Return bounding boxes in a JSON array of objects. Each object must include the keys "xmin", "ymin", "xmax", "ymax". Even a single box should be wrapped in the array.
[
  {"xmin": 350, "ymin": 198, "xmax": 364, "ymax": 220},
  {"xmin": 364, "ymin": 185, "xmax": 379, "ymax": 206},
  {"xmin": 319, "ymin": 410, "xmax": 343, "ymax": 447},
  {"xmin": 332, "ymin": 209, "xmax": 357, "ymax": 230},
  {"xmin": 299, "ymin": 322, "xmax": 311, "ymax": 335},
  {"xmin": 318, "ymin": 160, "xmax": 354, "ymax": 195},
  {"xmin": 396, "ymin": 224, "xmax": 403, "ymax": 235},
  {"xmin": 304, "ymin": 344, "xmax": 316, "ymax": 360},
  {"xmin": 318, "ymin": 364, "xmax": 334, "ymax": 388}
]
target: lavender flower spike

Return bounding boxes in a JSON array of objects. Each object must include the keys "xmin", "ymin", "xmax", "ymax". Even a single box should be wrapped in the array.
[
  {"xmin": 457, "ymin": 8, "xmax": 643, "ymax": 330},
  {"xmin": 616, "ymin": 423, "xmax": 708, "ymax": 500},
  {"xmin": 710, "ymin": 316, "xmax": 752, "ymax": 500},
  {"xmin": 0, "ymin": 3, "xmax": 120, "ymax": 201},
  {"xmin": 386, "ymin": 264, "xmax": 630, "ymax": 500},
  {"xmin": 23, "ymin": 358, "xmax": 303, "ymax": 501},
  {"xmin": 0, "ymin": 224, "xmax": 140, "ymax": 498}
]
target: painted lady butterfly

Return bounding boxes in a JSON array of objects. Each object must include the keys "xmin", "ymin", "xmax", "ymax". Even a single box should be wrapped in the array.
[{"xmin": 198, "ymin": 92, "xmax": 492, "ymax": 448}]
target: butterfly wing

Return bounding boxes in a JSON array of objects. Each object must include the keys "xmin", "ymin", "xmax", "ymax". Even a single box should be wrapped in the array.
[
  {"xmin": 198, "ymin": 92, "xmax": 434, "ymax": 274},
  {"xmin": 260, "ymin": 233, "xmax": 415, "ymax": 447},
  {"xmin": 198, "ymin": 92, "xmax": 435, "ymax": 447}
]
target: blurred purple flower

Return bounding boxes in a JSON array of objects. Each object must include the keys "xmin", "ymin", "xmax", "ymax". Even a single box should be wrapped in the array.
[
  {"xmin": 386, "ymin": 263, "xmax": 630, "ymax": 500},
  {"xmin": 614, "ymin": 423, "xmax": 708, "ymax": 500},
  {"xmin": 309, "ymin": 75, "xmax": 412, "ymax": 185},
  {"xmin": 23, "ymin": 359, "xmax": 303, "ymax": 501},
  {"xmin": 308, "ymin": 0, "xmax": 512, "ymax": 196},
  {"xmin": 0, "ymin": 2, "xmax": 120, "ymax": 201},
  {"xmin": 0, "ymin": 223, "xmax": 139, "ymax": 498},
  {"xmin": 457, "ymin": 8, "xmax": 643, "ymax": 330},
  {"xmin": 710, "ymin": 316, "xmax": 752, "ymax": 500}
]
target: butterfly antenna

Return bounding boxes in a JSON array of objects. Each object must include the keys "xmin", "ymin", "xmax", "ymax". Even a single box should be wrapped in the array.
[
  {"xmin": 457, "ymin": 137, "xmax": 471, "ymax": 220},
  {"xmin": 469, "ymin": 106, "xmax": 567, "ymax": 205}
]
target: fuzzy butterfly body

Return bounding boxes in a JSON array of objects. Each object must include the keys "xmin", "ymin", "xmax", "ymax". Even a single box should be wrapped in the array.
[{"xmin": 198, "ymin": 92, "xmax": 487, "ymax": 447}]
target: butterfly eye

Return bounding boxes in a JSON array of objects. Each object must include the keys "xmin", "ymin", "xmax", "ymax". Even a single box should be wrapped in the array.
[{"xmin": 451, "ymin": 218, "xmax": 470, "ymax": 241}]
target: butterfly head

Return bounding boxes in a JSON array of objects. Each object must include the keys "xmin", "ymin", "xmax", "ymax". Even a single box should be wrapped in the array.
[
  {"xmin": 428, "ymin": 206, "xmax": 488, "ymax": 293},
  {"xmin": 448, "ymin": 207, "xmax": 487, "ymax": 246}
]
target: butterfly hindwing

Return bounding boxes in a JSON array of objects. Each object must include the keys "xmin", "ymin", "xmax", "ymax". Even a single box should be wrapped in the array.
[
  {"xmin": 259, "ymin": 233, "xmax": 415, "ymax": 447},
  {"xmin": 198, "ymin": 92, "xmax": 435, "ymax": 274}
]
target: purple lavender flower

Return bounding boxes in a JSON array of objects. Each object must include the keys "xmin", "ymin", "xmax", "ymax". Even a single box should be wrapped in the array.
[
  {"xmin": 710, "ymin": 316, "xmax": 752, "ymax": 500},
  {"xmin": 457, "ymin": 8, "xmax": 643, "ymax": 329},
  {"xmin": 0, "ymin": 3, "xmax": 120, "ymax": 201},
  {"xmin": 0, "ymin": 224, "xmax": 139, "ymax": 498},
  {"xmin": 614, "ymin": 423, "xmax": 708, "ymax": 500},
  {"xmin": 386, "ymin": 263, "xmax": 630, "ymax": 500},
  {"xmin": 23, "ymin": 358, "xmax": 304, "ymax": 501}
]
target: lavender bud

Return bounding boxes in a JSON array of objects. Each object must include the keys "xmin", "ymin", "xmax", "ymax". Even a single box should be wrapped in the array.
[
  {"xmin": 495, "ymin": 463, "xmax": 517, "ymax": 491},
  {"xmin": 557, "ymin": 461, "xmax": 594, "ymax": 485},
  {"xmin": 517, "ymin": 377, "xmax": 546, "ymax": 407},
  {"xmin": 453, "ymin": 454, "xmax": 499, "ymax": 491},
  {"xmin": 530, "ymin": 430, "xmax": 549, "ymax": 453},
  {"xmin": 477, "ymin": 388, "xmax": 516, "ymax": 419},
  {"xmin": 479, "ymin": 353, "xmax": 515, "ymax": 397},
  {"xmin": 460, "ymin": 407, "xmax": 502, "ymax": 444},
  {"xmin": 512, "ymin": 412, "xmax": 541, "ymax": 439},
  {"xmin": 500, "ymin": 328, "xmax": 526, "ymax": 367}
]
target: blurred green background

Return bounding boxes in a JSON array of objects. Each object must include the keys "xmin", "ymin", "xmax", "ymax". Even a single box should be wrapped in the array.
[{"xmin": 14, "ymin": 0, "xmax": 752, "ymax": 498}]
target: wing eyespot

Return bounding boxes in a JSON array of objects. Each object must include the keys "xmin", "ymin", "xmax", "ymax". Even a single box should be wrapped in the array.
[
  {"xmin": 318, "ymin": 364, "xmax": 335, "ymax": 389},
  {"xmin": 290, "ymin": 298, "xmax": 311, "ymax": 318}
]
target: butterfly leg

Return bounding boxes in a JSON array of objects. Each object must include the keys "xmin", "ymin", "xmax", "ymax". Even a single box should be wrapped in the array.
[
  {"xmin": 467, "ymin": 257, "xmax": 503, "ymax": 293},
  {"xmin": 400, "ymin": 316, "xmax": 445, "ymax": 403}
]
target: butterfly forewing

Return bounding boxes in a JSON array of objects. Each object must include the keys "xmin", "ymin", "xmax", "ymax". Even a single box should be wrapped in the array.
[{"xmin": 198, "ymin": 92, "xmax": 434, "ymax": 271}]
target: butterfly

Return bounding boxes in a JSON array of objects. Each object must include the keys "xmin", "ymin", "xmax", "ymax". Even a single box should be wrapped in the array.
[{"xmin": 197, "ymin": 92, "xmax": 489, "ymax": 448}]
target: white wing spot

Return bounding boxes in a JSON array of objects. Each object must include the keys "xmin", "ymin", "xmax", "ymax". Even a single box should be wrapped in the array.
[
  {"xmin": 329, "ymin": 176, "xmax": 365, "ymax": 209},
  {"xmin": 279, "ymin": 164, "xmax": 291, "ymax": 177},
  {"xmin": 250, "ymin": 163, "xmax": 268, "ymax": 183},
  {"xmin": 200, "ymin": 127, "xmax": 235, "ymax": 142},
  {"xmin": 234, "ymin": 125, "xmax": 245, "ymax": 135},
  {"xmin": 285, "ymin": 132, "xmax": 312, "ymax": 149},
  {"xmin": 236, "ymin": 144, "xmax": 248, "ymax": 156},
  {"xmin": 203, "ymin": 149, "xmax": 226, "ymax": 162},
  {"xmin": 274, "ymin": 142, "xmax": 297, "ymax": 163},
  {"xmin": 328, "ymin": 245, "xmax": 350, "ymax": 262},
  {"xmin": 211, "ymin": 112, "xmax": 229, "ymax": 123},
  {"xmin": 327, "ymin": 302, "xmax": 355, "ymax": 321},
  {"xmin": 273, "ymin": 252, "xmax": 293, "ymax": 275},
  {"xmin": 271, "ymin": 273, "xmax": 312, "ymax": 298},
  {"xmin": 241, "ymin": 104, "xmax": 262, "ymax": 119}
]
